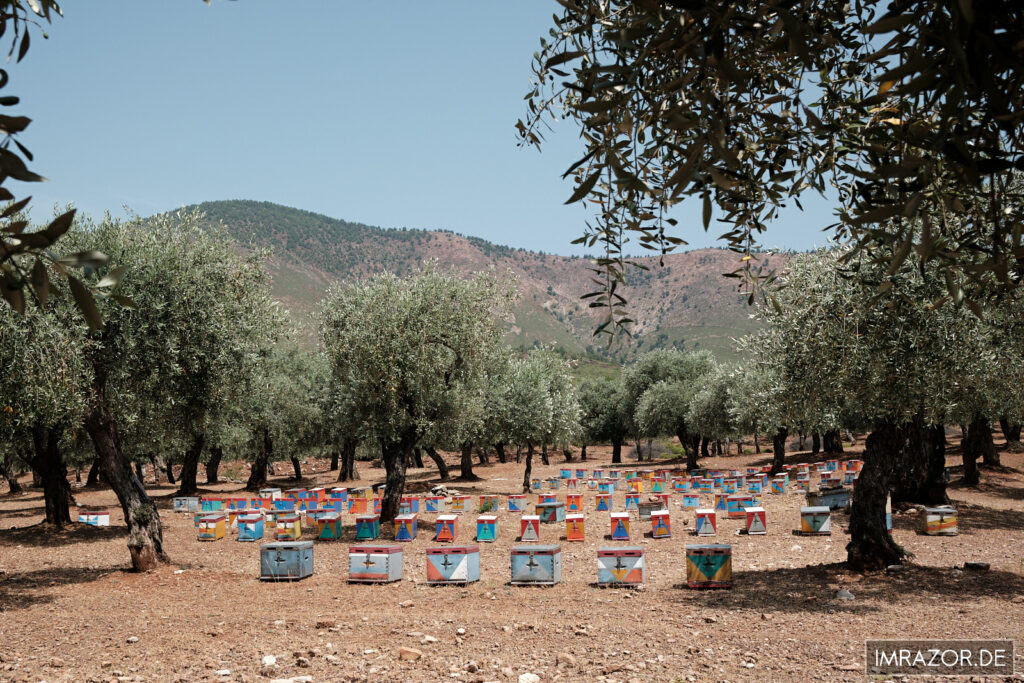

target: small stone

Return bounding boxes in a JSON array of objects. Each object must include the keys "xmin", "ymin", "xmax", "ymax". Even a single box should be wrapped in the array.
[
  {"xmin": 703, "ymin": 616, "xmax": 717, "ymax": 623},
  {"xmin": 325, "ymin": 654, "xmax": 340, "ymax": 664},
  {"xmin": 296, "ymin": 656, "xmax": 311, "ymax": 667},
  {"xmin": 362, "ymin": 650, "xmax": 377, "ymax": 656},
  {"xmin": 273, "ymin": 620, "xmax": 286, "ymax": 628},
  {"xmin": 465, "ymin": 661, "xmax": 480, "ymax": 672},
  {"xmin": 836, "ymin": 589, "xmax": 855, "ymax": 601},
  {"xmin": 886, "ymin": 564, "xmax": 904, "ymax": 573},
  {"xmin": 791, "ymin": 544, "xmax": 802, "ymax": 552},
  {"xmin": 421, "ymin": 636, "xmax": 438, "ymax": 645},
  {"xmin": 50, "ymin": 658, "xmax": 64, "ymax": 668},
  {"xmin": 407, "ymin": 631, "xmax": 424, "ymax": 638},
  {"xmin": 557, "ymin": 652, "xmax": 576, "ymax": 667},
  {"xmin": 316, "ymin": 620, "xmax": 335, "ymax": 629},
  {"xmin": 501, "ymin": 667, "xmax": 515, "ymax": 678},
  {"xmin": 399, "ymin": 600, "xmax": 415, "ymax": 608},
  {"xmin": 399, "ymin": 647, "xmax": 423, "ymax": 661},
  {"xmin": 518, "ymin": 674, "xmax": 541, "ymax": 683},
  {"xmin": 125, "ymin": 637, "xmax": 139, "ymax": 644},
  {"xmin": 214, "ymin": 670, "xmax": 231, "ymax": 677},
  {"xmin": 456, "ymin": 628, "xmax": 467, "ymax": 636},
  {"xmin": 261, "ymin": 655, "xmax": 277, "ymax": 667},
  {"xmin": 964, "ymin": 562, "xmax": 990, "ymax": 571}
]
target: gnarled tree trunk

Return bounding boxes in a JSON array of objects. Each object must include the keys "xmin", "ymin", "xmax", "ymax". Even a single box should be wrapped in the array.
[
  {"xmin": 424, "ymin": 446, "xmax": 449, "ymax": 481},
  {"xmin": 811, "ymin": 433, "xmax": 821, "ymax": 455},
  {"xmin": 164, "ymin": 460, "xmax": 175, "ymax": 485},
  {"xmin": 175, "ymin": 433, "xmax": 205, "ymax": 496},
  {"xmin": 245, "ymin": 427, "xmax": 272, "ymax": 492},
  {"xmin": 753, "ymin": 431, "xmax": 760, "ymax": 454},
  {"xmin": 290, "ymin": 456, "xmax": 302, "ymax": 480},
  {"xmin": 379, "ymin": 430, "xmax": 417, "ymax": 523},
  {"xmin": 458, "ymin": 441, "xmax": 479, "ymax": 481},
  {"xmin": 540, "ymin": 444, "xmax": 550, "ymax": 466},
  {"xmin": 769, "ymin": 427, "xmax": 788, "ymax": 475},
  {"xmin": 337, "ymin": 438, "xmax": 359, "ymax": 482},
  {"xmin": 611, "ymin": 439, "xmax": 622, "ymax": 465},
  {"xmin": 823, "ymin": 429, "xmax": 844, "ymax": 454},
  {"xmin": 700, "ymin": 437, "xmax": 709, "ymax": 459},
  {"xmin": 329, "ymin": 450, "xmax": 339, "ymax": 471},
  {"xmin": 413, "ymin": 447, "xmax": 424, "ymax": 469},
  {"xmin": 29, "ymin": 425, "xmax": 72, "ymax": 527},
  {"xmin": 205, "ymin": 445, "xmax": 223, "ymax": 484},
  {"xmin": 891, "ymin": 415, "xmax": 948, "ymax": 506},
  {"xmin": 521, "ymin": 441, "xmax": 535, "ymax": 493},
  {"xmin": 847, "ymin": 420, "xmax": 906, "ymax": 571},
  {"xmin": 999, "ymin": 416, "xmax": 1021, "ymax": 444},
  {"xmin": 0, "ymin": 456, "xmax": 23, "ymax": 494},
  {"xmin": 494, "ymin": 443, "xmax": 507, "ymax": 464},
  {"xmin": 962, "ymin": 415, "xmax": 995, "ymax": 484},
  {"xmin": 563, "ymin": 446, "xmax": 574, "ymax": 462},
  {"xmin": 148, "ymin": 453, "xmax": 168, "ymax": 484},
  {"xmin": 579, "ymin": 444, "xmax": 587, "ymax": 462}
]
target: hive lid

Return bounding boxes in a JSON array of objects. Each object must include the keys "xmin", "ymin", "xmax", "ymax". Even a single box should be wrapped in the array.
[
  {"xmin": 512, "ymin": 544, "xmax": 561, "ymax": 554},
  {"xmin": 264, "ymin": 541, "xmax": 314, "ymax": 549},
  {"xmin": 349, "ymin": 545, "xmax": 402, "ymax": 554}
]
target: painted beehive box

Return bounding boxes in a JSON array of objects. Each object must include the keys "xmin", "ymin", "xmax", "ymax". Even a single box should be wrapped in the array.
[
  {"xmin": 248, "ymin": 498, "xmax": 269, "ymax": 510},
  {"xmin": 627, "ymin": 479, "xmax": 644, "ymax": 494},
  {"xmin": 656, "ymin": 493, "xmax": 672, "ymax": 508},
  {"xmin": 329, "ymin": 487, "xmax": 348, "ymax": 503},
  {"xmin": 308, "ymin": 487, "xmax": 327, "ymax": 503},
  {"xmin": 173, "ymin": 497, "xmax": 199, "ymax": 513},
  {"xmin": 260, "ymin": 541, "xmax": 314, "ymax": 581},
  {"xmin": 565, "ymin": 514, "xmax": 585, "ymax": 541},
  {"xmin": 610, "ymin": 512, "xmax": 631, "ymax": 540},
  {"xmin": 624, "ymin": 493, "xmax": 640, "ymax": 511},
  {"xmin": 317, "ymin": 512, "xmax": 343, "ymax": 541},
  {"xmin": 508, "ymin": 494, "xmax": 527, "ymax": 513},
  {"xmin": 598, "ymin": 482, "xmax": 615, "ymax": 494},
  {"xmin": 683, "ymin": 494, "xmax": 700, "ymax": 508},
  {"xmin": 226, "ymin": 508, "xmax": 245, "ymax": 529},
  {"xmin": 673, "ymin": 478, "xmax": 689, "ymax": 492},
  {"xmin": 394, "ymin": 513, "xmax": 418, "ymax": 542},
  {"xmin": 575, "ymin": 469, "xmax": 587, "ymax": 479},
  {"xmin": 586, "ymin": 478, "xmax": 599, "ymax": 490},
  {"xmin": 479, "ymin": 495, "xmax": 500, "ymax": 513},
  {"xmin": 519, "ymin": 515, "xmax": 541, "ymax": 542},
  {"xmin": 263, "ymin": 509, "xmax": 287, "ymax": 531},
  {"xmin": 426, "ymin": 546, "xmax": 480, "ymax": 584},
  {"xmin": 566, "ymin": 493, "xmax": 583, "ymax": 512},
  {"xmin": 806, "ymin": 486, "xmax": 851, "ymax": 510},
  {"xmin": 284, "ymin": 488, "xmax": 307, "ymax": 501},
  {"xmin": 347, "ymin": 486, "xmax": 370, "ymax": 500},
  {"xmin": 595, "ymin": 494, "xmax": 611, "ymax": 511},
  {"xmin": 372, "ymin": 497, "xmax": 382, "ymax": 514},
  {"xmin": 547, "ymin": 478, "xmax": 561, "ymax": 490},
  {"xmin": 435, "ymin": 514, "xmax": 459, "ymax": 542},
  {"xmin": 259, "ymin": 488, "xmax": 282, "ymax": 500},
  {"xmin": 744, "ymin": 507, "xmax": 767, "ymax": 535},
  {"xmin": 531, "ymin": 479, "xmax": 543, "ymax": 492},
  {"xmin": 686, "ymin": 544, "xmax": 732, "ymax": 588},
  {"xmin": 295, "ymin": 498, "xmax": 320, "ymax": 513},
  {"xmin": 723, "ymin": 479, "xmax": 738, "ymax": 494},
  {"xmin": 748, "ymin": 480, "xmax": 763, "ymax": 494},
  {"xmin": 923, "ymin": 506, "xmax": 958, "ymax": 535},
  {"xmin": 714, "ymin": 492, "xmax": 729, "ymax": 512},
  {"xmin": 727, "ymin": 494, "xmax": 753, "ymax": 519},
  {"xmin": 273, "ymin": 498, "xmax": 296, "ymax": 512},
  {"xmin": 538, "ymin": 494, "xmax": 558, "ymax": 506},
  {"xmin": 476, "ymin": 515, "xmax": 498, "ymax": 542},
  {"xmin": 712, "ymin": 476, "xmax": 724, "ymax": 489},
  {"xmin": 537, "ymin": 502, "xmax": 566, "ymax": 524},
  {"xmin": 511, "ymin": 545, "xmax": 562, "ymax": 585},
  {"xmin": 597, "ymin": 547, "xmax": 645, "ymax": 585},
  {"xmin": 275, "ymin": 514, "xmax": 302, "ymax": 541},
  {"xmin": 843, "ymin": 471, "xmax": 858, "ymax": 485},
  {"xmin": 348, "ymin": 544, "xmax": 403, "ymax": 583},
  {"xmin": 450, "ymin": 495, "xmax": 470, "ymax": 513},
  {"xmin": 304, "ymin": 509, "xmax": 331, "ymax": 528},
  {"xmin": 565, "ymin": 478, "xmax": 578, "ymax": 491},
  {"xmin": 198, "ymin": 514, "xmax": 226, "ymax": 541},
  {"xmin": 399, "ymin": 496, "xmax": 420, "ymax": 515},
  {"xmin": 607, "ymin": 469, "xmax": 620, "ymax": 479},
  {"xmin": 237, "ymin": 513, "xmax": 264, "ymax": 541},
  {"xmin": 695, "ymin": 509, "xmax": 717, "ymax": 536},
  {"xmin": 78, "ymin": 510, "xmax": 110, "ymax": 527},
  {"xmin": 771, "ymin": 476, "xmax": 787, "ymax": 494},
  {"xmin": 593, "ymin": 469, "xmax": 606, "ymax": 479},
  {"xmin": 637, "ymin": 501, "xmax": 664, "ymax": 521},
  {"xmin": 650, "ymin": 510, "xmax": 671, "ymax": 538},
  {"xmin": 200, "ymin": 498, "xmax": 224, "ymax": 512},
  {"xmin": 355, "ymin": 514, "xmax": 381, "ymax": 541},
  {"xmin": 798, "ymin": 506, "xmax": 832, "ymax": 535},
  {"xmin": 699, "ymin": 478, "xmax": 714, "ymax": 493},
  {"xmin": 425, "ymin": 496, "xmax": 445, "ymax": 513},
  {"xmin": 826, "ymin": 459, "xmax": 839, "ymax": 471},
  {"xmin": 650, "ymin": 478, "xmax": 666, "ymax": 493},
  {"xmin": 560, "ymin": 468, "xmax": 572, "ymax": 479}
]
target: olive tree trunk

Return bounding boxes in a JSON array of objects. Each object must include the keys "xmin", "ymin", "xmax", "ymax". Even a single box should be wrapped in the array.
[
  {"xmin": 329, "ymin": 450, "xmax": 339, "ymax": 471},
  {"xmin": 86, "ymin": 458, "xmax": 102, "ymax": 486},
  {"xmin": 424, "ymin": 446, "xmax": 449, "ymax": 481},
  {"xmin": 811, "ymin": 433, "xmax": 821, "ymax": 454},
  {"xmin": 245, "ymin": 427, "xmax": 272, "ymax": 492},
  {"xmin": 205, "ymin": 445, "xmax": 223, "ymax": 484},
  {"xmin": 611, "ymin": 439, "xmax": 623, "ymax": 464},
  {"xmin": 540, "ymin": 444, "xmax": 550, "ymax": 466},
  {"xmin": 29, "ymin": 425, "xmax": 72, "ymax": 527},
  {"xmin": 999, "ymin": 416, "xmax": 1021, "ymax": 444},
  {"xmin": 769, "ymin": 427, "xmax": 788, "ymax": 475},
  {"xmin": 891, "ymin": 415, "xmax": 948, "ymax": 506},
  {"xmin": 175, "ymin": 433, "xmax": 205, "ymax": 496},
  {"xmin": 579, "ymin": 444, "xmax": 587, "ymax": 461},
  {"xmin": 495, "ymin": 442, "xmax": 507, "ymax": 463},
  {"xmin": 847, "ymin": 421, "xmax": 906, "ymax": 571},
  {"xmin": 0, "ymin": 456, "xmax": 22, "ymax": 494},
  {"xmin": 457, "ymin": 441, "xmax": 480, "ymax": 481},
  {"xmin": 337, "ymin": 438, "xmax": 360, "ymax": 482},
  {"xmin": 823, "ymin": 429, "xmax": 844, "ymax": 454},
  {"xmin": 379, "ymin": 430, "xmax": 417, "ymax": 523},
  {"xmin": 521, "ymin": 441, "xmax": 535, "ymax": 493},
  {"xmin": 962, "ymin": 415, "xmax": 995, "ymax": 485},
  {"xmin": 290, "ymin": 456, "xmax": 303, "ymax": 480}
]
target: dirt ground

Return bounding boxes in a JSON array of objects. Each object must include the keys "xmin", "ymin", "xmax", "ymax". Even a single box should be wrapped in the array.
[{"xmin": 1, "ymin": 439, "xmax": 1023, "ymax": 683}]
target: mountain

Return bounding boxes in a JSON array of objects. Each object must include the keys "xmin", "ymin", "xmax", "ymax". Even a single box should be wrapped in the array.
[{"xmin": 180, "ymin": 200, "xmax": 787, "ymax": 362}]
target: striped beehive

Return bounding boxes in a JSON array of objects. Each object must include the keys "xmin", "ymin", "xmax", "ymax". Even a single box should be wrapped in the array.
[
  {"xmin": 699, "ymin": 478, "xmax": 714, "ymax": 493},
  {"xmin": 686, "ymin": 544, "xmax": 732, "ymax": 588},
  {"xmin": 348, "ymin": 544, "xmax": 403, "ymax": 583},
  {"xmin": 531, "ymin": 478, "xmax": 543, "ymax": 492},
  {"xmin": 682, "ymin": 494, "xmax": 700, "ymax": 509},
  {"xmin": 426, "ymin": 545, "xmax": 480, "ymax": 584},
  {"xmin": 565, "ymin": 513, "xmax": 585, "ymax": 542},
  {"xmin": 476, "ymin": 515, "xmax": 498, "ymax": 542},
  {"xmin": 394, "ymin": 513, "xmax": 418, "ymax": 542},
  {"xmin": 650, "ymin": 510, "xmax": 671, "ymax": 539},
  {"xmin": 450, "ymin": 495, "xmax": 470, "ymax": 514},
  {"xmin": 275, "ymin": 514, "xmax": 302, "ymax": 541},
  {"xmin": 508, "ymin": 494, "xmax": 527, "ymax": 513},
  {"xmin": 744, "ymin": 506, "xmax": 767, "ymax": 535},
  {"xmin": 354, "ymin": 514, "xmax": 381, "ymax": 541},
  {"xmin": 727, "ymin": 494, "xmax": 753, "ymax": 519},
  {"xmin": 695, "ymin": 509, "xmax": 717, "ymax": 536},
  {"xmin": 923, "ymin": 506, "xmax": 958, "ymax": 535},
  {"xmin": 672, "ymin": 478, "xmax": 689, "ymax": 492},
  {"xmin": 198, "ymin": 514, "xmax": 226, "ymax": 541},
  {"xmin": 597, "ymin": 547, "xmax": 645, "ymax": 586},
  {"xmin": 547, "ymin": 478, "xmax": 561, "ymax": 491},
  {"xmin": 797, "ymin": 506, "xmax": 831, "ymax": 535},
  {"xmin": 519, "ymin": 515, "xmax": 541, "ymax": 542},
  {"xmin": 200, "ymin": 497, "xmax": 224, "ymax": 512},
  {"xmin": 538, "ymin": 493, "xmax": 558, "ymax": 507},
  {"xmin": 434, "ymin": 514, "xmax": 458, "ymax": 542},
  {"xmin": 610, "ymin": 512, "xmax": 631, "ymax": 540}
]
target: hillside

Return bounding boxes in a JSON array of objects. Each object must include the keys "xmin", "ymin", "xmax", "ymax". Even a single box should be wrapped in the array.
[{"xmin": 181, "ymin": 200, "xmax": 787, "ymax": 362}]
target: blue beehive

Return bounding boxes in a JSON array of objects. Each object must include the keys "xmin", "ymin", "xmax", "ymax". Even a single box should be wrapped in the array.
[
  {"xmin": 426, "ymin": 546, "xmax": 481, "ymax": 584},
  {"xmin": 329, "ymin": 487, "xmax": 348, "ymax": 503},
  {"xmin": 559, "ymin": 468, "xmax": 572, "ymax": 479},
  {"xmin": 547, "ymin": 478, "xmax": 561, "ymax": 490},
  {"xmin": 173, "ymin": 497, "xmax": 199, "ymax": 513},
  {"xmin": 508, "ymin": 495, "xmax": 527, "ymax": 513},
  {"xmin": 531, "ymin": 478, "xmax": 543, "ymax": 492},
  {"xmin": 805, "ymin": 486, "xmax": 851, "ymax": 510},
  {"xmin": 723, "ymin": 479, "xmax": 737, "ymax": 494},
  {"xmin": 595, "ymin": 494, "xmax": 611, "ymax": 511},
  {"xmin": 673, "ymin": 478, "xmax": 689, "ymax": 492},
  {"xmin": 598, "ymin": 482, "xmax": 615, "ymax": 494},
  {"xmin": 237, "ymin": 513, "xmax": 264, "ymax": 541},
  {"xmin": 348, "ymin": 545, "xmax": 403, "ymax": 583},
  {"xmin": 510, "ymin": 545, "xmax": 562, "ymax": 585},
  {"xmin": 395, "ymin": 514, "xmax": 418, "ymax": 541},
  {"xmin": 537, "ymin": 502, "xmax": 566, "ymax": 524},
  {"xmin": 355, "ymin": 514, "xmax": 381, "ymax": 541},
  {"xmin": 683, "ymin": 494, "xmax": 700, "ymax": 508},
  {"xmin": 476, "ymin": 515, "xmax": 498, "ymax": 542},
  {"xmin": 260, "ymin": 541, "xmax": 314, "ymax": 581},
  {"xmin": 200, "ymin": 498, "xmax": 223, "ymax": 512},
  {"xmin": 575, "ymin": 469, "xmax": 587, "ymax": 479},
  {"xmin": 748, "ymin": 480, "xmax": 763, "ymax": 494},
  {"xmin": 425, "ymin": 496, "xmax": 445, "ymax": 513},
  {"xmin": 399, "ymin": 496, "xmax": 420, "ymax": 515},
  {"xmin": 273, "ymin": 499, "xmax": 296, "ymax": 511}
]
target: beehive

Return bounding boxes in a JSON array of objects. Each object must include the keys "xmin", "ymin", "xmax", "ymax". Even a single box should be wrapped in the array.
[
  {"xmin": 712, "ymin": 476, "xmax": 724, "ymax": 489},
  {"xmin": 347, "ymin": 497, "xmax": 368, "ymax": 514},
  {"xmin": 348, "ymin": 545, "xmax": 403, "ymax": 583},
  {"xmin": 771, "ymin": 476, "xmax": 787, "ymax": 494},
  {"xmin": 727, "ymin": 494, "xmax": 753, "ymax": 519},
  {"xmin": 263, "ymin": 509, "xmax": 287, "ymax": 532},
  {"xmin": 624, "ymin": 493, "xmax": 640, "ymax": 511},
  {"xmin": 537, "ymin": 502, "xmax": 566, "ymax": 524},
  {"xmin": 450, "ymin": 495, "xmax": 470, "ymax": 513},
  {"xmin": 748, "ymin": 480, "xmax": 763, "ymax": 494},
  {"xmin": 627, "ymin": 479, "xmax": 644, "ymax": 494},
  {"xmin": 394, "ymin": 513, "xmax": 418, "ymax": 541},
  {"xmin": 610, "ymin": 512, "xmax": 631, "ymax": 540},
  {"xmin": 317, "ymin": 512, "xmax": 343, "ymax": 541},
  {"xmin": 560, "ymin": 468, "xmax": 572, "ymax": 479},
  {"xmin": 507, "ymin": 494, "xmax": 527, "ymax": 513},
  {"xmin": 575, "ymin": 469, "xmax": 587, "ymax": 479},
  {"xmin": 308, "ymin": 487, "xmax": 327, "ymax": 503},
  {"xmin": 593, "ymin": 469, "xmax": 606, "ymax": 479},
  {"xmin": 173, "ymin": 497, "xmax": 199, "ymax": 513},
  {"xmin": 686, "ymin": 544, "xmax": 732, "ymax": 588},
  {"xmin": 597, "ymin": 547, "xmax": 645, "ymax": 586},
  {"xmin": 673, "ymin": 478, "xmax": 689, "ymax": 492},
  {"xmin": 259, "ymin": 488, "xmax": 282, "ymax": 500},
  {"xmin": 714, "ymin": 492, "xmax": 729, "ymax": 512},
  {"xmin": 476, "ymin": 515, "xmax": 498, "ymax": 542},
  {"xmin": 426, "ymin": 546, "xmax": 480, "ymax": 584},
  {"xmin": 284, "ymin": 488, "xmax": 307, "ymax": 502},
  {"xmin": 923, "ymin": 506, "xmax": 958, "ymax": 535},
  {"xmin": 598, "ymin": 482, "xmax": 615, "ymax": 494},
  {"xmin": 198, "ymin": 514, "xmax": 226, "ymax": 541},
  {"xmin": 479, "ymin": 495, "xmax": 500, "ymax": 513},
  {"xmin": 400, "ymin": 496, "xmax": 420, "ymax": 515},
  {"xmin": 76, "ymin": 510, "xmax": 110, "ymax": 527},
  {"xmin": 260, "ymin": 541, "xmax": 314, "ymax": 581},
  {"xmin": 547, "ymin": 477, "xmax": 561, "ymax": 490},
  {"xmin": 565, "ymin": 478, "xmax": 578, "ymax": 491},
  {"xmin": 237, "ymin": 513, "xmax": 264, "ymax": 541},
  {"xmin": 538, "ymin": 493, "xmax": 558, "ymax": 506},
  {"xmin": 806, "ymin": 485, "xmax": 851, "ymax": 510},
  {"xmin": 510, "ymin": 545, "xmax": 562, "ymax": 585},
  {"xmin": 275, "ymin": 514, "xmax": 302, "ymax": 541},
  {"xmin": 699, "ymin": 478, "xmax": 714, "ymax": 493},
  {"xmin": 200, "ymin": 498, "xmax": 224, "ymax": 512},
  {"xmin": 566, "ymin": 493, "xmax": 583, "ymax": 512},
  {"xmin": 655, "ymin": 493, "xmax": 672, "ymax": 509},
  {"xmin": 435, "ymin": 514, "xmax": 458, "ymax": 542},
  {"xmin": 650, "ymin": 510, "xmax": 671, "ymax": 539},
  {"xmin": 372, "ymin": 497, "xmax": 382, "ymax": 515},
  {"xmin": 586, "ymin": 478, "xmax": 599, "ymax": 490},
  {"xmin": 843, "ymin": 471, "xmax": 858, "ymax": 485},
  {"xmin": 519, "ymin": 515, "xmax": 541, "ymax": 541},
  {"xmin": 329, "ymin": 487, "xmax": 348, "ymax": 503},
  {"xmin": 425, "ymin": 496, "xmax": 445, "ymax": 513},
  {"xmin": 695, "ymin": 509, "xmax": 717, "ymax": 536},
  {"xmin": 797, "ymin": 506, "xmax": 831, "ymax": 535},
  {"xmin": 595, "ymin": 494, "xmax": 611, "ymax": 511},
  {"xmin": 607, "ymin": 470, "xmax": 621, "ymax": 479},
  {"xmin": 354, "ymin": 514, "xmax": 381, "ymax": 541},
  {"xmin": 531, "ymin": 479, "xmax": 543, "ymax": 492},
  {"xmin": 303, "ymin": 509, "xmax": 331, "ymax": 528},
  {"xmin": 826, "ymin": 459, "xmax": 839, "ymax": 471},
  {"xmin": 650, "ymin": 478, "xmax": 666, "ymax": 493},
  {"xmin": 744, "ymin": 506, "xmax": 767, "ymax": 535},
  {"xmin": 637, "ymin": 500, "xmax": 664, "ymax": 521},
  {"xmin": 565, "ymin": 513, "xmax": 585, "ymax": 541},
  {"xmin": 349, "ymin": 486, "xmax": 371, "ymax": 500}
]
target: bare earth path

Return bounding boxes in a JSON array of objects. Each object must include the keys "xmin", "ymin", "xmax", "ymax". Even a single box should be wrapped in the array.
[{"xmin": 1, "ymin": 442, "xmax": 1023, "ymax": 682}]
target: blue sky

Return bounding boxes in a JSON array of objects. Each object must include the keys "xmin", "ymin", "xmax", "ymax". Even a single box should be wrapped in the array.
[{"xmin": 13, "ymin": 1, "xmax": 833, "ymax": 256}]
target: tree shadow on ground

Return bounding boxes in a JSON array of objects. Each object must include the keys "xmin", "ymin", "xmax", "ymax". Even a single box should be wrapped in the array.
[
  {"xmin": 665, "ymin": 562, "xmax": 1024, "ymax": 616},
  {"xmin": 0, "ymin": 565, "xmax": 111, "ymax": 612},
  {"xmin": 956, "ymin": 502, "xmax": 1024, "ymax": 532},
  {"xmin": 0, "ymin": 520, "xmax": 128, "ymax": 549}
]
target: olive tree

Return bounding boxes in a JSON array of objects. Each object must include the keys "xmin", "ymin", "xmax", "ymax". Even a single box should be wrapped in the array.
[
  {"xmin": 320, "ymin": 263, "xmax": 515, "ymax": 522},
  {"xmin": 577, "ymin": 376, "xmax": 629, "ymax": 463}
]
